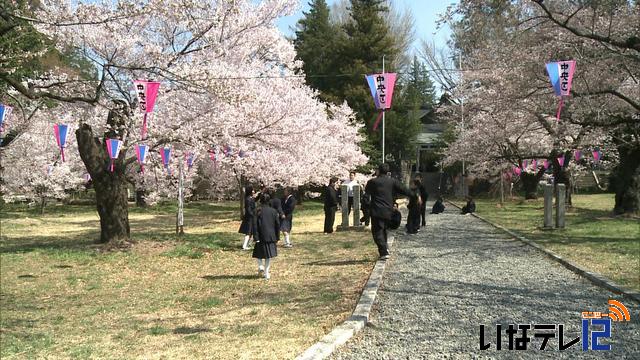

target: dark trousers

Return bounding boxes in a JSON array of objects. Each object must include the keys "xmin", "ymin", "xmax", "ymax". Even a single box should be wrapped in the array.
[
  {"xmin": 324, "ymin": 206, "xmax": 336, "ymax": 233},
  {"xmin": 420, "ymin": 202, "xmax": 427, "ymax": 226},
  {"xmin": 371, "ymin": 216, "xmax": 389, "ymax": 256},
  {"xmin": 348, "ymin": 197, "xmax": 353, "ymax": 214},
  {"xmin": 360, "ymin": 206, "xmax": 370, "ymax": 226},
  {"xmin": 406, "ymin": 207, "xmax": 420, "ymax": 233}
]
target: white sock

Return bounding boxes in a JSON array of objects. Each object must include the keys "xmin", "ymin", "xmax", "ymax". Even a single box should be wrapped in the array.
[
  {"xmin": 242, "ymin": 235, "xmax": 250, "ymax": 249},
  {"xmin": 256, "ymin": 258, "xmax": 264, "ymax": 271},
  {"xmin": 264, "ymin": 258, "xmax": 271, "ymax": 278},
  {"xmin": 284, "ymin": 233, "xmax": 290, "ymax": 245}
]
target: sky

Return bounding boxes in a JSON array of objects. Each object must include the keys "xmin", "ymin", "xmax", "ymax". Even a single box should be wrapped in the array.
[{"xmin": 276, "ymin": 0, "xmax": 454, "ymax": 55}]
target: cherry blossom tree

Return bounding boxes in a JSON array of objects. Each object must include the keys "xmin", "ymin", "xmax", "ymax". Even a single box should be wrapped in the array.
[
  {"xmin": 0, "ymin": 0, "xmax": 367, "ymax": 244},
  {"xmin": 435, "ymin": 0, "xmax": 637, "ymax": 207}
]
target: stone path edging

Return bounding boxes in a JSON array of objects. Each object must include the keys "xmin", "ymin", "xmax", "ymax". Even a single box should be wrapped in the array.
[
  {"xmin": 295, "ymin": 235, "xmax": 395, "ymax": 360},
  {"xmin": 447, "ymin": 200, "xmax": 640, "ymax": 303}
]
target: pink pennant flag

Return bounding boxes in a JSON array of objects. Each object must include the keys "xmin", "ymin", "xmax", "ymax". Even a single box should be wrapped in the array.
[
  {"xmin": 523, "ymin": 160, "xmax": 528, "ymax": 170},
  {"xmin": 574, "ymin": 150, "xmax": 582, "ymax": 161},
  {"xmin": 106, "ymin": 138, "xmax": 123, "ymax": 172},
  {"xmin": 557, "ymin": 155, "xmax": 565, "ymax": 167},
  {"xmin": 532, "ymin": 159, "xmax": 538, "ymax": 170},
  {"xmin": 366, "ymin": 73, "xmax": 397, "ymax": 131},
  {"xmin": 135, "ymin": 144, "xmax": 149, "ymax": 173},
  {"xmin": 546, "ymin": 60, "xmax": 576, "ymax": 121},
  {"xmin": 133, "ymin": 80, "xmax": 160, "ymax": 140},
  {"xmin": 185, "ymin": 152, "xmax": 196, "ymax": 170},
  {"xmin": 513, "ymin": 167, "xmax": 522, "ymax": 176},
  {"xmin": 592, "ymin": 150, "xmax": 601, "ymax": 163},
  {"xmin": 160, "ymin": 146, "xmax": 172, "ymax": 173},
  {"xmin": 543, "ymin": 159, "xmax": 550, "ymax": 169},
  {"xmin": 53, "ymin": 124, "xmax": 70, "ymax": 162}
]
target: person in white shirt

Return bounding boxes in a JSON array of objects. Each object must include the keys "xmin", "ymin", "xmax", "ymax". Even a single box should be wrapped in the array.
[{"xmin": 344, "ymin": 171, "xmax": 358, "ymax": 215}]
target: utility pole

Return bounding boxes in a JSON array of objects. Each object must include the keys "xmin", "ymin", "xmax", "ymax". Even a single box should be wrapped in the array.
[
  {"xmin": 459, "ymin": 52, "xmax": 466, "ymax": 196},
  {"xmin": 176, "ymin": 159, "xmax": 184, "ymax": 235},
  {"xmin": 382, "ymin": 55, "xmax": 386, "ymax": 163}
]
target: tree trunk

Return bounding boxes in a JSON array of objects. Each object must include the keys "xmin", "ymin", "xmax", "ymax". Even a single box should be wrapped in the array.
[
  {"xmin": 76, "ymin": 101, "xmax": 132, "ymax": 244},
  {"xmin": 610, "ymin": 134, "xmax": 640, "ymax": 215},
  {"xmin": 94, "ymin": 174, "xmax": 130, "ymax": 243}
]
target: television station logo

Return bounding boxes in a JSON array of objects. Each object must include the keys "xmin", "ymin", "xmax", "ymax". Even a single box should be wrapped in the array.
[{"xmin": 480, "ymin": 299, "xmax": 633, "ymax": 351}]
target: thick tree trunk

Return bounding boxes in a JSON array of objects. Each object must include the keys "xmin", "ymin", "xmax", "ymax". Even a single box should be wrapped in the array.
[
  {"xmin": 610, "ymin": 137, "xmax": 640, "ymax": 215},
  {"xmin": 94, "ymin": 175, "xmax": 130, "ymax": 243},
  {"xmin": 76, "ymin": 101, "xmax": 132, "ymax": 244}
]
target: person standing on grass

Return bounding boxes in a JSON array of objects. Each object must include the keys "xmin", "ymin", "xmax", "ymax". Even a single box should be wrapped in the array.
[
  {"xmin": 324, "ymin": 177, "xmax": 339, "ymax": 234},
  {"xmin": 414, "ymin": 173, "xmax": 428, "ymax": 227},
  {"xmin": 269, "ymin": 188, "xmax": 285, "ymax": 219},
  {"xmin": 253, "ymin": 193, "xmax": 280, "ymax": 280},
  {"xmin": 343, "ymin": 171, "xmax": 358, "ymax": 214},
  {"xmin": 365, "ymin": 163, "xmax": 416, "ymax": 260},
  {"xmin": 239, "ymin": 186, "xmax": 256, "ymax": 250},
  {"xmin": 281, "ymin": 187, "xmax": 297, "ymax": 248}
]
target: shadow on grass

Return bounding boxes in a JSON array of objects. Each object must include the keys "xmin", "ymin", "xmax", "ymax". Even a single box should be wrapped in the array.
[
  {"xmin": 173, "ymin": 326, "xmax": 211, "ymax": 335},
  {"xmin": 201, "ymin": 274, "xmax": 258, "ymax": 281},
  {"xmin": 304, "ymin": 259, "xmax": 372, "ymax": 266}
]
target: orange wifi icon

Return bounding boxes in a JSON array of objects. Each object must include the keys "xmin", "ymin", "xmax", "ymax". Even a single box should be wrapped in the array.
[{"xmin": 604, "ymin": 300, "xmax": 631, "ymax": 322}]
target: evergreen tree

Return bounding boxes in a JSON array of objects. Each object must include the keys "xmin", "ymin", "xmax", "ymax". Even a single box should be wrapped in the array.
[
  {"xmin": 336, "ymin": 0, "xmax": 398, "ymax": 164},
  {"xmin": 405, "ymin": 56, "xmax": 436, "ymax": 112},
  {"xmin": 293, "ymin": 0, "xmax": 339, "ymax": 102}
]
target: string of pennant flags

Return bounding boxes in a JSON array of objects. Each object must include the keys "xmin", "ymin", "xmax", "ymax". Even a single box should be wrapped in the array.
[{"xmin": 510, "ymin": 149, "xmax": 603, "ymax": 177}]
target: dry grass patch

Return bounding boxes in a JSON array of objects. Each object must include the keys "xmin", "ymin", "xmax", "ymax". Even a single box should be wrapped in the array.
[{"xmin": 0, "ymin": 201, "xmax": 377, "ymax": 359}]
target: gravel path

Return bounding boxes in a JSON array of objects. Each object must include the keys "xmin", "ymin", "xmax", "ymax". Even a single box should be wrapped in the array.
[{"xmin": 330, "ymin": 204, "xmax": 640, "ymax": 359}]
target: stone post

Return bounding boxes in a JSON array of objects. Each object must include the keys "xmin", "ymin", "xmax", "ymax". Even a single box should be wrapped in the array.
[
  {"xmin": 341, "ymin": 184, "xmax": 349, "ymax": 228},
  {"xmin": 543, "ymin": 184, "xmax": 553, "ymax": 229},
  {"xmin": 353, "ymin": 185, "xmax": 361, "ymax": 227},
  {"xmin": 555, "ymin": 184, "xmax": 566, "ymax": 229}
]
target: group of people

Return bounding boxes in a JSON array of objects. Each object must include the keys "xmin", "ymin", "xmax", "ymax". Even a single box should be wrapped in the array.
[
  {"xmin": 238, "ymin": 186, "xmax": 296, "ymax": 280},
  {"xmin": 239, "ymin": 163, "xmax": 477, "ymax": 279}
]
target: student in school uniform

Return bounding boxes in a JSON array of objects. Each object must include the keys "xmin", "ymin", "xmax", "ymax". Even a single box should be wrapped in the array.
[
  {"xmin": 324, "ymin": 177, "xmax": 339, "ymax": 234},
  {"xmin": 405, "ymin": 180, "xmax": 421, "ymax": 234},
  {"xmin": 239, "ymin": 186, "xmax": 256, "ymax": 250},
  {"xmin": 461, "ymin": 196, "xmax": 476, "ymax": 215},
  {"xmin": 414, "ymin": 174, "xmax": 429, "ymax": 227},
  {"xmin": 360, "ymin": 184, "xmax": 371, "ymax": 227},
  {"xmin": 431, "ymin": 197, "xmax": 446, "ymax": 214},
  {"xmin": 253, "ymin": 193, "xmax": 280, "ymax": 280},
  {"xmin": 281, "ymin": 187, "xmax": 297, "ymax": 248},
  {"xmin": 268, "ymin": 188, "xmax": 285, "ymax": 219}
]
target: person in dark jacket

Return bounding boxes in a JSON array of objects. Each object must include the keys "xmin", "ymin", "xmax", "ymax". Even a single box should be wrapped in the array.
[
  {"xmin": 360, "ymin": 184, "xmax": 371, "ymax": 227},
  {"xmin": 405, "ymin": 180, "xmax": 421, "ymax": 234},
  {"xmin": 239, "ymin": 186, "xmax": 256, "ymax": 250},
  {"xmin": 253, "ymin": 193, "xmax": 280, "ymax": 280},
  {"xmin": 281, "ymin": 187, "xmax": 297, "ymax": 248},
  {"xmin": 268, "ymin": 189, "xmax": 285, "ymax": 219},
  {"xmin": 365, "ymin": 163, "xmax": 416, "ymax": 259},
  {"xmin": 324, "ymin": 177, "xmax": 339, "ymax": 234},
  {"xmin": 431, "ymin": 196, "xmax": 445, "ymax": 214},
  {"xmin": 414, "ymin": 174, "xmax": 428, "ymax": 226},
  {"xmin": 461, "ymin": 196, "xmax": 476, "ymax": 215}
]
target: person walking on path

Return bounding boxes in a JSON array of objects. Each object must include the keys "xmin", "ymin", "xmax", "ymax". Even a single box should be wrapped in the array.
[
  {"xmin": 365, "ymin": 163, "xmax": 416, "ymax": 260},
  {"xmin": 360, "ymin": 184, "xmax": 371, "ymax": 227},
  {"xmin": 281, "ymin": 187, "xmax": 297, "ymax": 248},
  {"xmin": 414, "ymin": 173, "xmax": 428, "ymax": 227},
  {"xmin": 252, "ymin": 193, "xmax": 280, "ymax": 280},
  {"xmin": 239, "ymin": 186, "xmax": 256, "ymax": 250},
  {"xmin": 324, "ymin": 177, "xmax": 339, "ymax": 234}
]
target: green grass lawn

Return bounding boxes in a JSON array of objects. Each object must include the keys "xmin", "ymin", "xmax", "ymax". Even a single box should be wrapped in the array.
[
  {"xmin": 0, "ymin": 201, "xmax": 377, "ymax": 359},
  {"xmin": 456, "ymin": 194, "xmax": 639, "ymax": 291}
]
